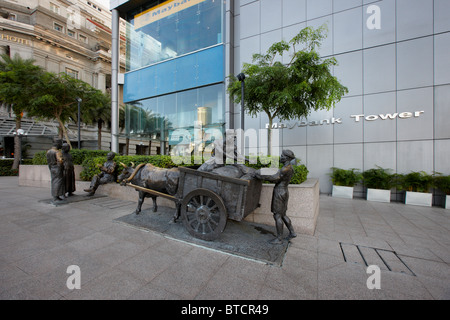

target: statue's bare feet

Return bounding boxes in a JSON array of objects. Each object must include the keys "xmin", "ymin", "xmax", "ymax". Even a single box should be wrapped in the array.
[{"xmin": 269, "ymin": 237, "xmax": 284, "ymax": 245}]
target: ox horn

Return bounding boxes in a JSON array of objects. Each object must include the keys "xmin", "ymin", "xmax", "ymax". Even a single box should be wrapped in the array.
[
  {"xmin": 131, "ymin": 162, "xmax": 135, "ymax": 168},
  {"xmin": 119, "ymin": 162, "xmax": 127, "ymax": 168}
]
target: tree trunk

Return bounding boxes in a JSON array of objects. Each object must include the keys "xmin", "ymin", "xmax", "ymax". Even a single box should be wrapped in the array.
[
  {"xmin": 57, "ymin": 118, "xmax": 72, "ymax": 149},
  {"xmin": 97, "ymin": 120, "xmax": 102, "ymax": 150},
  {"xmin": 267, "ymin": 116, "xmax": 273, "ymax": 156},
  {"xmin": 126, "ymin": 137, "xmax": 129, "ymax": 155},
  {"xmin": 11, "ymin": 115, "xmax": 21, "ymax": 170}
]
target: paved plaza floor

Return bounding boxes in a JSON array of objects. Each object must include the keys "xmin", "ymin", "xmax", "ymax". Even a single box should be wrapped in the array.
[{"xmin": 0, "ymin": 176, "xmax": 449, "ymax": 301}]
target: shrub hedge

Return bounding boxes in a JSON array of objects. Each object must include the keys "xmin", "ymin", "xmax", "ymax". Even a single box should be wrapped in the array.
[
  {"xmin": 32, "ymin": 149, "xmax": 110, "ymax": 165},
  {"xmin": 0, "ymin": 159, "xmax": 33, "ymax": 176},
  {"xmin": 76, "ymin": 153, "xmax": 309, "ymax": 184}
]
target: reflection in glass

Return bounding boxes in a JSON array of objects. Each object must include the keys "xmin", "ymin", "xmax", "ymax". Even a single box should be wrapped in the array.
[
  {"xmin": 125, "ymin": 83, "xmax": 225, "ymax": 151},
  {"xmin": 125, "ymin": 0, "xmax": 223, "ymax": 72}
]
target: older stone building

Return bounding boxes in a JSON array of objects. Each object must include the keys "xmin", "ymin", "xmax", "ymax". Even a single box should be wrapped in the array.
[{"xmin": 0, "ymin": 0, "xmax": 160, "ymax": 158}]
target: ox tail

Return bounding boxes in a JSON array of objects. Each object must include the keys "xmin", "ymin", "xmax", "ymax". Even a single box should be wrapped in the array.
[{"xmin": 125, "ymin": 163, "xmax": 146, "ymax": 183}]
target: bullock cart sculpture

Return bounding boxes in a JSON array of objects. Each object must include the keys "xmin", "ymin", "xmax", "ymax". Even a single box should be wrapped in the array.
[{"xmin": 119, "ymin": 163, "xmax": 262, "ymax": 241}]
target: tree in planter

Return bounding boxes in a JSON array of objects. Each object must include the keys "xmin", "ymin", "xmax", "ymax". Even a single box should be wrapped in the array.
[
  {"xmin": 227, "ymin": 25, "xmax": 348, "ymax": 155},
  {"xmin": 28, "ymin": 72, "xmax": 108, "ymax": 149},
  {"xmin": 434, "ymin": 174, "xmax": 450, "ymax": 195},
  {"xmin": 396, "ymin": 171, "xmax": 434, "ymax": 193},
  {"xmin": 396, "ymin": 171, "xmax": 435, "ymax": 206},
  {"xmin": 362, "ymin": 166, "xmax": 395, "ymax": 190},
  {"xmin": 362, "ymin": 166, "xmax": 395, "ymax": 202},
  {"xmin": 330, "ymin": 167, "xmax": 362, "ymax": 187},
  {"xmin": 0, "ymin": 54, "xmax": 44, "ymax": 169}
]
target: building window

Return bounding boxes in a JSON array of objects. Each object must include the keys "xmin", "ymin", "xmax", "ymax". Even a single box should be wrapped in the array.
[
  {"xmin": 79, "ymin": 34, "xmax": 88, "ymax": 44},
  {"xmin": 54, "ymin": 22, "xmax": 64, "ymax": 32},
  {"xmin": 125, "ymin": 0, "xmax": 223, "ymax": 71},
  {"xmin": 50, "ymin": 3, "xmax": 60, "ymax": 14},
  {"xmin": 65, "ymin": 68, "xmax": 78, "ymax": 79},
  {"xmin": 8, "ymin": 14, "xmax": 17, "ymax": 21},
  {"xmin": 67, "ymin": 29, "xmax": 76, "ymax": 38},
  {"xmin": 136, "ymin": 144, "xmax": 148, "ymax": 155},
  {"xmin": 125, "ymin": 83, "xmax": 225, "ymax": 145}
]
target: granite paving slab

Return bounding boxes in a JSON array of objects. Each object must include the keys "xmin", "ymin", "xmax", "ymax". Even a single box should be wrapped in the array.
[{"xmin": 114, "ymin": 206, "xmax": 290, "ymax": 266}]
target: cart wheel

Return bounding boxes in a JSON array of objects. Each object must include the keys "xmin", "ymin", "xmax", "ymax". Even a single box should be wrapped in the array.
[{"xmin": 181, "ymin": 188, "xmax": 227, "ymax": 241}]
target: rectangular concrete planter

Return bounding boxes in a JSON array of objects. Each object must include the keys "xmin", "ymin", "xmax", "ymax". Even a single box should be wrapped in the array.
[
  {"xmin": 405, "ymin": 191, "xmax": 432, "ymax": 207},
  {"xmin": 366, "ymin": 188, "xmax": 391, "ymax": 203},
  {"xmin": 19, "ymin": 166, "xmax": 321, "ymax": 236},
  {"xmin": 332, "ymin": 185, "xmax": 354, "ymax": 199},
  {"xmin": 245, "ymin": 179, "xmax": 320, "ymax": 236},
  {"xmin": 18, "ymin": 164, "xmax": 83, "ymax": 188}
]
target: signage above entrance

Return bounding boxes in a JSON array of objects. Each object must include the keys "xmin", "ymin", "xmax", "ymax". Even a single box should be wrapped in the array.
[
  {"xmin": 265, "ymin": 110, "xmax": 425, "ymax": 129},
  {"xmin": 134, "ymin": 0, "xmax": 207, "ymax": 30}
]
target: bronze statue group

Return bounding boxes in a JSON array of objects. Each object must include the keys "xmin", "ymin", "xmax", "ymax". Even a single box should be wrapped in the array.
[
  {"xmin": 46, "ymin": 139, "xmax": 76, "ymax": 203},
  {"xmin": 47, "ymin": 138, "xmax": 296, "ymax": 244},
  {"xmin": 47, "ymin": 139, "xmax": 117, "ymax": 204}
]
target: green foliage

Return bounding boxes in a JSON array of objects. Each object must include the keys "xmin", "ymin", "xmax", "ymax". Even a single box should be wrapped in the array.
[
  {"xmin": 0, "ymin": 54, "xmax": 44, "ymax": 115},
  {"xmin": 291, "ymin": 164, "xmax": 309, "ymax": 185},
  {"xmin": 396, "ymin": 171, "xmax": 434, "ymax": 193},
  {"xmin": 433, "ymin": 174, "xmax": 450, "ymax": 195},
  {"xmin": 32, "ymin": 151, "xmax": 47, "ymax": 165},
  {"xmin": 0, "ymin": 54, "xmax": 45, "ymax": 169},
  {"xmin": 0, "ymin": 159, "xmax": 31, "ymax": 175},
  {"xmin": 227, "ymin": 26, "xmax": 348, "ymax": 154},
  {"xmin": 71, "ymin": 149, "xmax": 110, "ymax": 165},
  {"xmin": 362, "ymin": 166, "xmax": 395, "ymax": 190},
  {"xmin": 330, "ymin": 167, "xmax": 362, "ymax": 187},
  {"xmin": 79, "ymin": 153, "xmax": 309, "ymax": 184},
  {"xmin": 0, "ymin": 159, "xmax": 15, "ymax": 168},
  {"xmin": 79, "ymin": 156, "xmax": 105, "ymax": 181},
  {"xmin": 32, "ymin": 149, "xmax": 109, "ymax": 165},
  {"xmin": 28, "ymin": 72, "xmax": 110, "ymax": 147},
  {"xmin": 80, "ymin": 155, "xmax": 182, "ymax": 181},
  {"xmin": 0, "ymin": 167, "xmax": 18, "ymax": 176}
]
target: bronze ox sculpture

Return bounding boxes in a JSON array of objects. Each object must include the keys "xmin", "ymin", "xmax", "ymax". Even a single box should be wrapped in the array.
[{"xmin": 118, "ymin": 162, "xmax": 180, "ymax": 215}]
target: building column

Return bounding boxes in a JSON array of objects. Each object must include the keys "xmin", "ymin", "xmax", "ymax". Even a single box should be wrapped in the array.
[{"xmin": 110, "ymin": 9, "xmax": 120, "ymax": 153}]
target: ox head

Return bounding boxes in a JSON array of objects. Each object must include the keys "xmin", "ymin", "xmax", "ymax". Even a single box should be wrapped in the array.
[{"xmin": 117, "ymin": 162, "xmax": 135, "ymax": 186}]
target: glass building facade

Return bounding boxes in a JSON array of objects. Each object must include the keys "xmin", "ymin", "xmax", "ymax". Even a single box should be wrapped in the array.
[
  {"xmin": 121, "ymin": 0, "xmax": 225, "ymax": 153},
  {"xmin": 112, "ymin": 0, "xmax": 450, "ymax": 199}
]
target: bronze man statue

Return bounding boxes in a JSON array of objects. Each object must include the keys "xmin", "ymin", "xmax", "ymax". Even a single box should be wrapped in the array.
[
  {"xmin": 255, "ymin": 149, "xmax": 297, "ymax": 244},
  {"xmin": 46, "ymin": 139, "xmax": 65, "ymax": 203},
  {"xmin": 84, "ymin": 152, "xmax": 117, "ymax": 196},
  {"xmin": 61, "ymin": 143, "xmax": 76, "ymax": 197}
]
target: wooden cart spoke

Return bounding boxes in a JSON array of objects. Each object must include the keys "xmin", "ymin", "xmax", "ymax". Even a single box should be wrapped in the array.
[{"xmin": 181, "ymin": 188, "xmax": 227, "ymax": 241}]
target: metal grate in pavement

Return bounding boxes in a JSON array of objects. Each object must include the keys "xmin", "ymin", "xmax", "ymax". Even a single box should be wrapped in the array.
[
  {"xmin": 339, "ymin": 242, "xmax": 416, "ymax": 276},
  {"xmin": 92, "ymin": 197, "xmax": 136, "ymax": 209}
]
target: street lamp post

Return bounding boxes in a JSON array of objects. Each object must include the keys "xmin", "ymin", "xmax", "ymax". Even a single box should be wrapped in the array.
[
  {"xmin": 76, "ymin": 97, "xmax": 82, "ymax": 149},
  {"xmin": 237, "ymin": 73, "xmax": 246, "ymax": 131},
  {"xmin": 237, "ymin": 73, "xmax": 246, "ymax": 154}
]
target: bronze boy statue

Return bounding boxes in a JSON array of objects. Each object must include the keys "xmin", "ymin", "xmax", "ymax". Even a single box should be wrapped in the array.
[
  {"xmin": 255, "ymin": 149, "xmax": 297, "ymax": 244},
  {"xmin": 84, "ymin": 152, "xmax": 117, "ymax": 196},
  {"xmin": 47, "ymin": 139, "xmax": 65, "ymax": 203},
  {"xmin": 61, "ymin": 143, "xmax": 76, "ymax": 197}
]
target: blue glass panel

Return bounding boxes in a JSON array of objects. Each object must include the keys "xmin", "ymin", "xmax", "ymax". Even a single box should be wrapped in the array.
[
  {"xmin": 155, "ymin": 59, "xmax": 176, "ymax": 94},
  {"xmin": 197, "ymin": 45, "xmax": 224, "ymax": 87},
  {"xmin": 124, "ymin": 45, "xmax": 224, "ymax": 103},
  {"xmin": 175, "ymin": 52, "xmax": 198, "ymax": 92}
]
